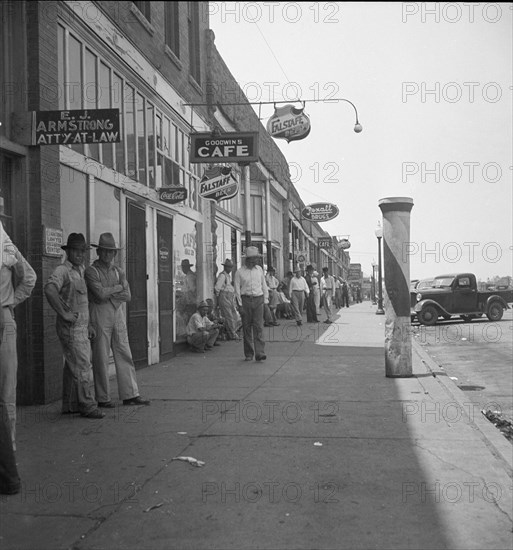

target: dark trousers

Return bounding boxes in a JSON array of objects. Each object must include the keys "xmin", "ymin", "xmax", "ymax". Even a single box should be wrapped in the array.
[
  {"xmin": 0, "ymin": 404, "xmax": 20, "ymax": 494},
  {"xmin": 241, "ymin": 295, "xmax": 265, "ymax": 358}
]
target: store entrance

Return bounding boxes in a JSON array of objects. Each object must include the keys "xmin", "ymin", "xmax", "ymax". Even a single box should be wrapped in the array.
[
  {"xmin": 157, "ymin": 213, "xmax": 174, "ymax": 359},
  {"xmin": 126, "ymin": 202, "xmax": 148, "ymax": 368}
]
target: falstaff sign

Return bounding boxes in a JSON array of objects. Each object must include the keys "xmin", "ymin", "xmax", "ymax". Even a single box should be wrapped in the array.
[
  {"xmin": 190, "ymin": 132, "xmax": 259, "ymax": 163},
  {"xmin": 33, "ymin": 109, "xmax": 120, "ymax": 145},
  {"xmin": 302, "ymin": 203, "xmax": 339, "ymax": 222},
  {"xmin": 199, "ymin": 166, "xmax": 239, "ymax": 203},
  {"xmin": 267, "ymin": 104, "xmax": 311, "ymax": 143}
]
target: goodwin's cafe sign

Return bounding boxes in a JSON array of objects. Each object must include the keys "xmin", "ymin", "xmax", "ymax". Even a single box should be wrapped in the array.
[{"xmin": 190, "ymin": 132, "xmax": 259, "ymax": 163}]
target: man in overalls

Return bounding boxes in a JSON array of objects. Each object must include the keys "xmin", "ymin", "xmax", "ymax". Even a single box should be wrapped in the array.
[
  {"xmin": 45, "ymin": 233, "xmax": 104, "ymax": 419},
  {"xmin": 85, "ymin": 233, "xmax": 150, "ymax": 408},
  {"xmin": 214, "ymin": 259, "xmax": 240, "ymax": 340}
]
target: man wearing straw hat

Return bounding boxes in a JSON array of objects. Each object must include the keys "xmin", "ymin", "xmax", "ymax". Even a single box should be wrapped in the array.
[
  {"xmin": 214, "ymin": 258, "xmax": 240, "ymax": 340},
  {"xmin": 233, "ymin": 246, "xmax": 269, "ymax": 362},
  {"xmin": 84, "ymin": 232, "xmax": 150, "ymax": 408},
  {"xmin": 45, "ymin": 233, "xmax": 104, "ymax": 418}
]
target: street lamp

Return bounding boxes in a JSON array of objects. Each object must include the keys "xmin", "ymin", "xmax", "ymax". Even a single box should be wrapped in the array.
[
  {"xmin": 371, "ymin": 260, "xmax": 377, "ymax": 305},
  {"xmin": 375, "ymin": 223, "xmax": 384, "ymax": 315}
]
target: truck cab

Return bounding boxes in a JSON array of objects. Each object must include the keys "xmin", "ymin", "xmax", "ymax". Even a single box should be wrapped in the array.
[{"xmin": 412, "ymin": 273, "xmax": 511, "ymax": 326}]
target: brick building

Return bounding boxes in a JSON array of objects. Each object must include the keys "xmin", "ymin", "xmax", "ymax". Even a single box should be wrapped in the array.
[{"xmin": 1, "ymin": 0, "xmax": 349, "ymax": 406}]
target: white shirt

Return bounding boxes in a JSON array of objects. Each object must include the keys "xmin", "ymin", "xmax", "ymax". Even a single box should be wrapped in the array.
[
  {"xmin": 289, "ymin": 276, "xmax": 309, "ymax": 295},
  {"xmin": 234, "ymin": 264, "xmax": 269, "ymax": 305},
  {"xmin": 320, "ymin": 275, "xmax": 335, "ymax": 293}
]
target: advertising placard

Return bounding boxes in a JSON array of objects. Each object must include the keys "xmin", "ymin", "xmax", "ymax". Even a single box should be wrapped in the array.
[{"xmin": 190, "ymin": 132, "xmax": 259, "ymax": 163}]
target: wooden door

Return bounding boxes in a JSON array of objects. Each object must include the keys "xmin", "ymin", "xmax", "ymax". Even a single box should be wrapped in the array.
[
  {"xmin": 157, "ymin": 213, "xmax": 174, "ymax": 359},
  {"xmin": 126, "ymin": 202, "xmax": 148, "ymax": 367}
]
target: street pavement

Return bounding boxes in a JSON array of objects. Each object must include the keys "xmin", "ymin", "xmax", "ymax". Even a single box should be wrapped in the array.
[{"xmin": 1, "ymin": 302, "xmax": 512, "ymax": 550}]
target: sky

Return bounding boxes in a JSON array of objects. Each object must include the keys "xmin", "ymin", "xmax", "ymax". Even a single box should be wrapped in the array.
[{"xmin": 209, "ymin": 2, "xmax": 512, "ymax": 280}]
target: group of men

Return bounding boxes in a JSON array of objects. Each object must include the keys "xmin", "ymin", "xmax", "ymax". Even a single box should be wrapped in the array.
[
  {"xmin": 0, "ymin": 226, "xmax": 149, "ymax": 495},
  {"xmin": 186, "ymin": 245, "xmax": 344, "ymax": 364}
]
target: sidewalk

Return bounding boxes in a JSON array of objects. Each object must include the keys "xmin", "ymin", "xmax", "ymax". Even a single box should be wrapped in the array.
[{"xmin": 1, "ymin": 302, "xmax": 512, "ymax": 550}]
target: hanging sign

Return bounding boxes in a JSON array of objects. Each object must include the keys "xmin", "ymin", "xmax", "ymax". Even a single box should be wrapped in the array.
[
  {"xmin": 339, "ymin": 238, "xmax": 351, "ymax": 249},
  {"xmin": 199, "ymin": 166, "xmax": 239, "ymax": 203},
  {"xmin": 266, "ymin": 104, "xmax": 311, "ymax": 143},
  {"xmin": 302, "ymin": 203, "xmax": 339, "ymax": 222},
  {"xmin": 33, "ymin": 109, "xmax": 120, "ymax": 145},
  {"xmin": 158, "ymin": 187, "xmax": 188, "ymax": 204},
  {"xmin": 190, "ymin": 132, "xmax": 259, "ymax": 163},
  {"xmin": 318, "ymin": 237, "xmax": 332, "ymax": 249}
]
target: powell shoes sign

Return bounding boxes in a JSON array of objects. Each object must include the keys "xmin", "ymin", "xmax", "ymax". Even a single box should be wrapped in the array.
[
  {"xmin": 199, "ymin": 166, "xmax": 239, "ymax": 203},
  {"xmin": 190, "ymin": 132, "xmax": 259, "ymax": 163},
  {"xmin": 266, "ymin": 104, "xmax": 311, "ymax": 143},
  {"xmin": 302, "ymin": 203, "xmax": 339, "ymax": 222}
]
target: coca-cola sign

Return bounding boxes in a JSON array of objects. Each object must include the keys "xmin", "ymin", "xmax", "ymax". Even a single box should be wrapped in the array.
[
  {"xmin": 302, "ymin": 203, "xmax": 339, "ymax": 222},
  {"xmin": 199, "ymin": 166, "xmax": 239, "ymax": 203},
  {"xmin": 158, "ymin": 187, "xmax": 188, "ymax": 204},
  {"xmin": 266, "ymin": 104, "xmax": 311, "ymax": 143}
]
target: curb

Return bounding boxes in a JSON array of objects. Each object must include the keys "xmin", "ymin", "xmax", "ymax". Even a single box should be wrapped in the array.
[{"xmin": 412, "ymin": 338, "xmax": 513, "ymax": 473}]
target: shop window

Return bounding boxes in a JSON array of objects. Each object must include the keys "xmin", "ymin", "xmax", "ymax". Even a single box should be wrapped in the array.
[
  {"xmin": 188, "ymin": 2, "xmax": 201, "ymax": 84},
  {"xmin": 68, "ymin": 34, "xmax": 83, "ymax": 155},
  {"xmin": 0, "ymin": 155, "xmax": 13, "ymax": 236},
  {"xmin": 133, "ymin": 1, "xmax": 151, "ymax": 21},
  {"xmin": 60, "ymin": 165, "xmax": 88, "ymax": 245},
  {"xmin": 165, "ymin": 2, "xmax": 180, "ymax": 57},
  {"xmin": 85, "ymin": 49, "xmax": 100, "ymax": 162},
  {"xmin": 136, "ymin": 93, "xmax": 146, "ymax": 185},
  {"xmin": 125, "ymin": 83, "xmax": 136, "ymax": 179},
  {"xmin": 112, "ymin": 72, "xmax": 125, "ymax": 173},
  {"xmin": 99, "ymin": 62, "xmax": 114, "ymax": 168},
  {"xmin": 173, "ymin": 217, "xmax": 198, "ymax": 342},
  {"xmin": 57, "ymin": 25, "xmax": 65, "ymax": 111},
  {"xmin": 92, "ymin": 180, "xmax": 121, "ymax": 264},
  {"xmin": 251, "ymin": 195, "xmax": 263, "ymax": 235},
  {"xmin": 146, "ymin": 102, "xmax": 155, "ymax": 187}
]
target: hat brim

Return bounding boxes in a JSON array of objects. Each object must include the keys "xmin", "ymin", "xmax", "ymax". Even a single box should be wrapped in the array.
[
  {"xmin": 61, "ymin": 245, "xmax": 91, "ymax": 251},
  {"xmin": 91, "ymin": 244, "xmax": 122, "ymax": 250}
]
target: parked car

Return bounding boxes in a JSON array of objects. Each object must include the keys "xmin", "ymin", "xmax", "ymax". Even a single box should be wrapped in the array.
[{"xmin": 411, "ymin": 273, "xmax": 513, "ymax": 326}]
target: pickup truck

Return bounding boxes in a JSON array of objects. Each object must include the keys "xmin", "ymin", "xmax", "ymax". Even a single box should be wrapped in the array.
[{"xmin": 411, "ymin": 273, "xmax": 513, "ymax": 326}]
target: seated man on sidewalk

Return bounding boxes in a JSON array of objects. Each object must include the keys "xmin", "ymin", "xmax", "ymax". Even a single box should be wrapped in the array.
[{"xmin": 186, "ymin": 301, "xmax": 219, "ymax": 353}]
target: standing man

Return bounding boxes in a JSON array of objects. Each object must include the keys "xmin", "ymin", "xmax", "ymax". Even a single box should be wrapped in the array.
[
  {"xmin": 44, "ymin": 233, "xmax": 104, "ymax": 419},
  {"xmin": 289, "ymin": 267, "xmax": 309, "ymax": 326},
  {"xmin": 181, "ymin": 259, "xmax": 197, "ymax": 322},
  {"xmin": 320, "ymin": 267, "xmax": 335, "ymax": 324},
  {"xmin": 341, "ymin": 280, "xmax": 350, "ymax": 308},
  {"xmin": 214, "ymin": 259, "xmax": 240, "ymax": 340},
  {"xmin": 0, "ymin": 216, "xmax": 36, "ymax": 450},
  {"xmin": 264, "ymin": 267, "xmax": 280, "ymax": 327},
  {"xmin": 186, "ymin": 300, "xmax": 219, "ymax": 353},
  {"xmin": 304, "ymin": 265, "xmax": 318, "ymax": 323},
  {"xmin": 85, "ymin": 233, "xmax": 150, "ymax": 408},
  {"xmin": 234, "ymin": 246, "xmax": 268, "ymax": 362}
]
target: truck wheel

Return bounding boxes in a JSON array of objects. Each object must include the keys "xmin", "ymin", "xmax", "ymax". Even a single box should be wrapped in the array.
[
  {"xmin": 486, "ymin": 302, "xmax": 504, "ymax": 322},
  {"xmin": 418, "ymin": 305, "xmax": 438, "ymax": 326}
]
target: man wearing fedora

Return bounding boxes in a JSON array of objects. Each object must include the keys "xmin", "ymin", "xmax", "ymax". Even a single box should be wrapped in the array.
[
  {"xmin": 186, "ymin": 300, "xmax": 219, "ymax": 353},
  {"xmin": 84, "ymin": 233, "xmax": 150, "ymax": 407},
  {"xmin": 214, "ymin": 258, "xmax": 240, "ymax": 341},
  {"xmin": 233, "ymin": 246, "xmax": 269, "ymax": 362},
  {"xmin": 45, "ymin": 233, "xmax": 104, "ymax": 418},
  {"xmin": 180, "ymin": 258, "xmax": 197, "ymax": 323}
]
